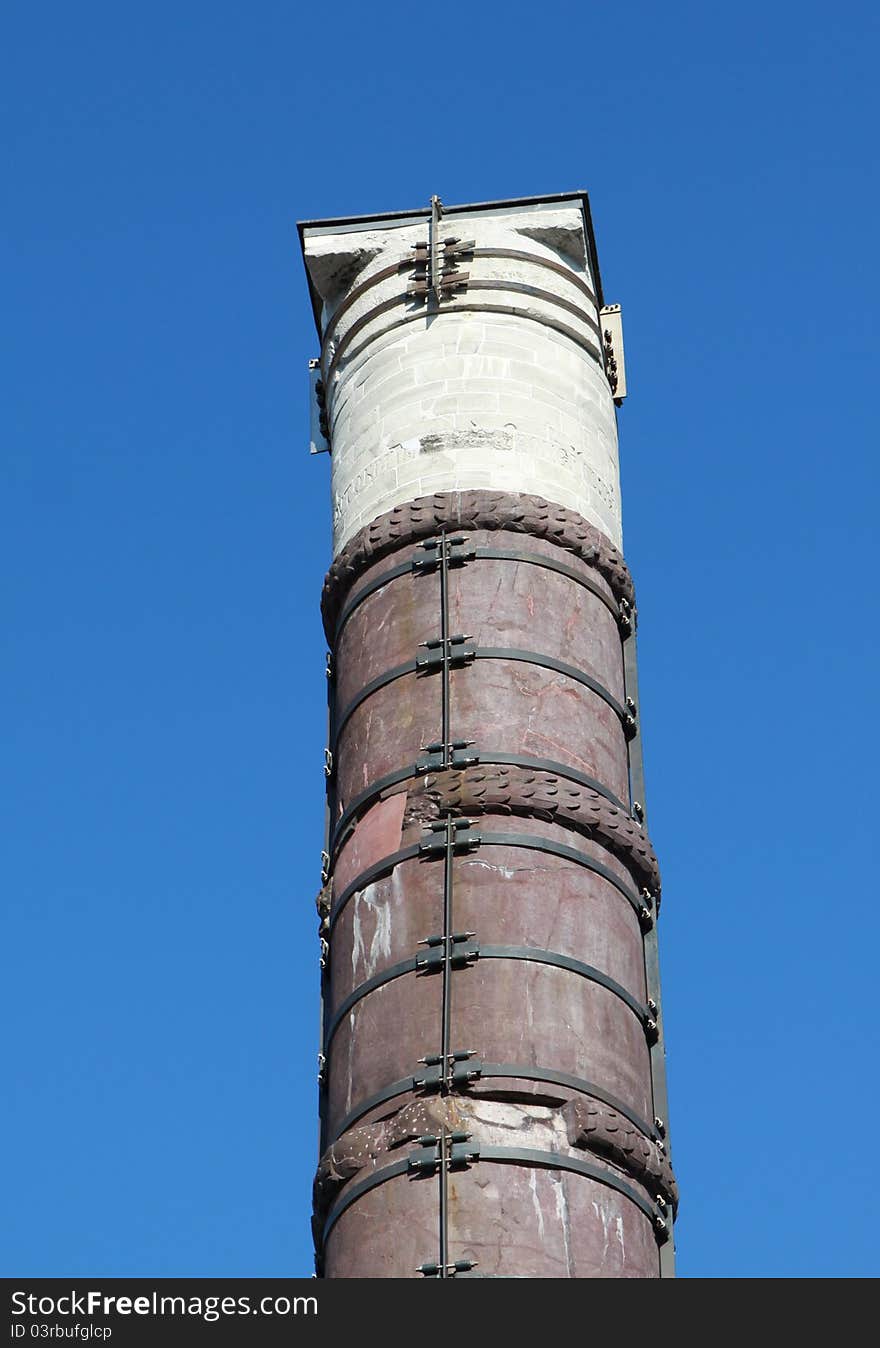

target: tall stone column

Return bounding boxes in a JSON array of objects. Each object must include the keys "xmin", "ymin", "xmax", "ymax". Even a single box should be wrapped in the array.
[{"xmin": 299, "ymin": 193, "xmax": 676, "ymax": 1279}]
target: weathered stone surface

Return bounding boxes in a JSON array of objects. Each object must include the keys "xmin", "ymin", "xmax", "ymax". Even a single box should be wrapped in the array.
[
  {"xmin": 301, "ymin": 196, "xmax": 673, "ymax": 1278},
  {"xmin": 301, "ymin": 203, "xmax": 622, "ymax": 551}
]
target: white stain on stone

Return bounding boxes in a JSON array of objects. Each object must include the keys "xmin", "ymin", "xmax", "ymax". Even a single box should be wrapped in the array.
[
  {"xmin": 591, "ymin": 1199, "xmax": 625, "ymax": 1266},
  {"xmin": 345, "ymin": 1010, "xmax": 355, "ymax": 1113},
  {"xmin": 553, "ymin": 1173, "xmax": 572, "ymax": 1275},
  {"xmin": 466, "ymin": 858, "xmax": 517, "ymax": 880},
  {"xmin": 528, "ymin": 1170, "xmax": 545, "ymax": 1241},
  {"xmin": 351, "ymin": 882, "xmax": 391, "ymax": 979},
  {"xmin": 615, "ymin": 1213, "xmax": 626, "ymax": 1262}
]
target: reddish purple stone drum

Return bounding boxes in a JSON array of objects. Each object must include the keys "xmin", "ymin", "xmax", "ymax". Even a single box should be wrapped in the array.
[{"xmin": 312, "ymin": 493, "xmax": 676, "ymax": 1278}]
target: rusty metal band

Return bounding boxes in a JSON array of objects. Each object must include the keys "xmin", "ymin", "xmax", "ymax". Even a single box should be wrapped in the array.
[
  {"xmin": 333, "ymin": 545, "xmax": 622, "ymax": 643},
  {"xmin": 329, "ymin": 752, "xmax": 631, "ymax": 858},
  {"xmin": 330, "ymin": 657, "xmax": 416, "ymax": 743},
  {"xmin": 474, "ymin": 248, "xmax": 599, "ymax": 307},
  {"xmin": 333, "ymin": 558, "xmax": 413, "ymax": 640},
  {"xmin": 320, "ymin": 1146, "xmax": 665, "ymax": 1248},
  {"xmin": 476, "ymin": 649, "xmax": 630, "ymax": 724},
  {"xmin": 319, "ymin": 259, "xmax": 411, "ymax": 351},
  {"xmin": 320, "ymin": 246, "xmax": 600, "ymax": 362},
  {"xmin": 329, "ymin": 1062, "xmax": 661, "ymax": 1145},
  {"xmin": 322, "ymin": 491, "xmax": 636, "ymax": 635},
  {"xmin": 325, "ymin": 302, "xmax": 602, "ymax": 387},
  {"xmin": 323, "ymin": 944, "xmax": 652, "ymax": 1049},
  {"xmin": 329, "ymin": 832, "xmax": 647, "ymax": 934},
  {"xmin": 325, "ymin": 279, "xmax": 602, "ymax": 391},
  {"xmin": 476, "ymin": 833, "xmax": 647, "ymax": 921},
  {"xmin": 331, "ymin": 648, "xmax": 631, "ymax": 747}
]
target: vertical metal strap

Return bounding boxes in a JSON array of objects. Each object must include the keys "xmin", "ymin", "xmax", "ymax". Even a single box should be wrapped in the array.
[
  {"xmin": 438, "ymin": 1125, "xmax": 450, "ymax": 1278},
  {"xmin": 440, "ymin": 816, "xmax": 455, "ymax": 1091},
  {"xmin": 429, "ymin": 194, "xmax": 443, "ymax": 309},
  {"xmin": 438, "ymin": 529, "xmax": 455, "ymax": 1279},
  {"xmin": 439, "ymin": 813, "xmax": 456, "ymax": 1277},
  {"xmin": 622, "ymin": 627, "xmax": 675, "ymax": 1278},
  {"xmin": 439, "ymin": 531, "xmax": 451, "ymax": 758}
]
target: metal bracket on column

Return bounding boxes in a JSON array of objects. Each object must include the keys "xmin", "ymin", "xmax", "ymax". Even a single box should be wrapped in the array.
[
  {"xmin": 416, "ymin": 932, "xmax": 479, "ymax": 973},
  {"xmin": 417, "ymin": 1259, "xmax": 478, "ymax": 1278},
  {"xmin": 407, "ymin": 196, "xmax": 471, "ymax": 306},
  {"xmin": 623, "ymin": 696, "xmax": 639, "ymax": 739},
  {"xmin": 308, "ymin": 358, "xmax": 330, "ymax": 455},
  {"xmin": 419, "ymin": 818, "xmax": 482, "ymax": 857},
  {"xmin": 416, "ymin": 634, "xmax": 476, "ymax": 673},
  {"xmin": 414, "ymin": 1049, "xmax": 482, "ymax": 1091},
  {"xmin": 408, "ymin": 1126, "xmax": 479, "ymax": 1176},
  {"xmin": 600, "ymin": 303, "xmax": 627, "ymax": 404},
  {"xmin": 412, "ymin": 535, "xmax": 475, "ymax": 572},
  {"xmin": 415, "ymin": 740, "xmax": 479, "ymax": 772}
]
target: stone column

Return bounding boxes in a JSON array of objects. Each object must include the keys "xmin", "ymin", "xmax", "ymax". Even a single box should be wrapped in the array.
[{"xmin": 300, "ymin": 194, "xmax": 676, "ymax": 1279}]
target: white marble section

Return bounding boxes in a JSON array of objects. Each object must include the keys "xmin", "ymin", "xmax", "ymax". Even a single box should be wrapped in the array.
[{"xmin": 302, "ymin": 203, "xmax": 623, "ymax": 555}]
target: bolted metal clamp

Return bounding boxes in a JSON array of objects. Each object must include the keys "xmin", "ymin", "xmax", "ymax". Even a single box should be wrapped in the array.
[
  {"xmin": 414, "ymin": 1050, "xmax": 482, "ymax": 1091},
  {"xmin": 417, "ymin": 1259, "xmax": 477, "ymax": 1277},
  {"xmin": 416, "ymin": 634, "xmax": 476, "ymax": 673},
  {"xmin": 416, "ymin": 932, "xmax": 479, "ymax": 973},
  {"xmin": 407, "ymin": 207, "xmax": 472, "ymax": 305},
  {"xmin": 419, "ymin": 818, "xmax": 482, "ymax": 857},
  {"xmin": 407, "ymin": 1131, "xmax": 480, "ymax": 1176},
  {"xmin": 416, "ymin": 739, "xmax": 479, "ymax": 772},
  {"xmin": 412, "ymin": 535, "xmax": 475, "ymax": 573},
  {"xmin": 623, "ymin": 696, "xmax": 639, "ymax": 740}
]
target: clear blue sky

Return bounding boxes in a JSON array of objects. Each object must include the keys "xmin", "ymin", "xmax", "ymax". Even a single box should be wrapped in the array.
[{"xmin": 3, "ymin": 1, "xmax": 878, "ymax": 1279}]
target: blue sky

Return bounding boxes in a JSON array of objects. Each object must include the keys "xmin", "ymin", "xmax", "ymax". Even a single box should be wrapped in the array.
[{"xmin": 3, "ymin": 1, "xmax": 878, "ymax": 1278}]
